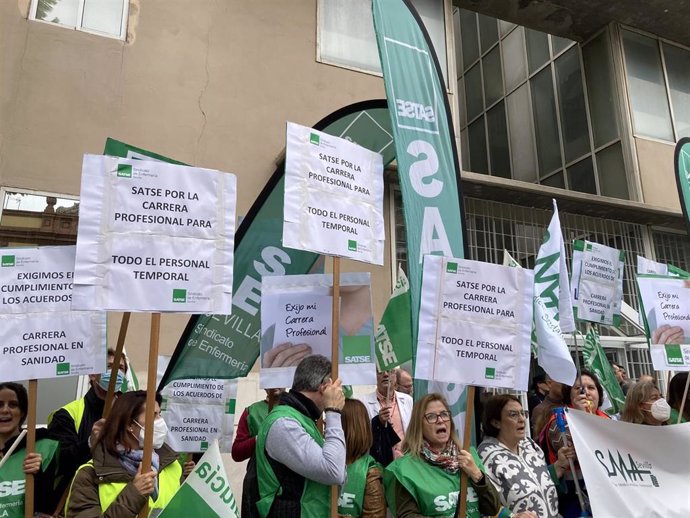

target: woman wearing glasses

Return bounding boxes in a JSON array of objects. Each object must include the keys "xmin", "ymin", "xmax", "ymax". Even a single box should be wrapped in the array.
[
  {"xmin": 478, "ymin": 394, "xmax": 575, "ymax": 518},
  {"xmin": 384, "ymin": 393, "xmax": 501, "ymax": 517}
]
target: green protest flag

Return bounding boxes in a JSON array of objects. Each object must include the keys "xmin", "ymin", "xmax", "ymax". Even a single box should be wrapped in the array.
[
  {"xmin": 375, "ymin": 266, "xmax": 413, "ymax": 370},
  {"xmin": 675, "ymin": 137, "xmax": 690, "ymax": 236},
  {"xmin": 158, "ymin": 440, "xmax": 239, "ymax": 518},
  {"xmin": 582, "ymin": 328, "xmax": 625, "ymax": 414}
]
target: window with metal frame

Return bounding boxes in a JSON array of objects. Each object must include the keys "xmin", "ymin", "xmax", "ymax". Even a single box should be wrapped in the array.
[{"xmin": 28, "ymin": 0, "xmax": 129, "ymax": 40}]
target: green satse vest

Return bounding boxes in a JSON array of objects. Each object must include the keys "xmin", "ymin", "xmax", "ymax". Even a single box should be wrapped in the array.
[
  {"xmin": 338, "ymin": 455, "xmax": 379, "ymax": 517},
  {"xmin": 247, "ymin": 400, "xmax": 270, "ymax": 437},
  {"xmin": 255, "ymin": 405, "xmax": 329, "ymax": 518},
  {"xmin": 0, "ymin": 438, "xmax": 59, "ymax": 518},
  {"xmin": 384, "ymin": 454, "xmax": 480, "ymax": 518},
  {"xmin": 65, "ymin": 458, "xmax": 182, "ymax": 517}
]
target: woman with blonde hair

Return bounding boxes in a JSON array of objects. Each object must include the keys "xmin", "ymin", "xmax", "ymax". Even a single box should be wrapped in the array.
[
  {"xmin": 339, "ymin": 398, "xmax": 386, "ymax": 518},
  {"xmin": 620, "ymin": 381, "xmax": 670, "ymax": 425},
  {"xmin": 384, "ymin": 393, "xmax": 501, "ymax": 517}
]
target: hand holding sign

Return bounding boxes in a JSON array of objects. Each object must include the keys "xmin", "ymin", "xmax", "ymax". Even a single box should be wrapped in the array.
[{"xmin": 653, "ymin": 325, "xmax": 685, "ymax": 344}]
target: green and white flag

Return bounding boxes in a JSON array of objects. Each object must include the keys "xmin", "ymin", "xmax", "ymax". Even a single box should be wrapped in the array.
[
  {"xmin": 375, "ymin": 266, "xmax": 413, "ymax": 371},
  {"xmin": 533, "ymin": 200, "xmax": 577, "ymax": 385},
  {"xmin": 675, "ymin": 137, "xmax": 690, "ymax": 236},
  {"xmin": 503, "ymin": 250, "xmax": 538, "ymax": 357},
  {"xmin": 582, "ymin": 328, "xmax": 625, "ymax": 414},
  {"xmin": 158, "ymin": 440, "xmax": 238, "ymax": 518}
]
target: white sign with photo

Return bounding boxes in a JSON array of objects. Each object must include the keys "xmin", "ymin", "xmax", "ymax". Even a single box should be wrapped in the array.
[
  {"xmin": 260, "ymin": 272, "xmax": 376, "ymax": 388},
  {"xmin": 637, "ymin": 274, "xmax": 690, "ymax": 371},
  {"xmin": 72, "ymin": 155, "xmax": 236, "ymax": 313},
  {"xmin": 0, "ymin": 246, "xmax": 106, "ymax": 381},
  {"xmin": 284, "ymin": 122, "xmax": 385, "ymax": 265},
  {"xmin": 416, "ymin": 255, "xmax": 533, "ymax": 391}
]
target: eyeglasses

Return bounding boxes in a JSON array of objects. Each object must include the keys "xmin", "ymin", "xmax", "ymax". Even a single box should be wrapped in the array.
[
  {"xmin": 505, "ymin": 410, "xmax": 527, "ymax": 420},
  {"xmin": 424, "ymin": 411, "xmax": 451, "ymax": 424}
]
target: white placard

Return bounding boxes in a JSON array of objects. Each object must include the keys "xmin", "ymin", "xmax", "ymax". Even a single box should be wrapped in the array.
[
  {"xmin": 72, "ymin": 154, "xmax": 236, "ymax": 313},
  {"xmin": 637, "ymin": 256, "xmax": 669, "ymax": 276},
  {"xmin": 637, "ymin": 275, "xmax": 690, "ymax": 371},
  {"xmin": 568, "ymin": 408, "xmax": 690, "ymax": 518},
  {"xmin": 416, "ymin": 256, "xmax": 533, "ymax": 391},
  {"xmin": 160, "ymin": 378, "xmax": 237, "ymax": 453},
  {"xmin": 283, "ymin": 122, "xmax": 384, "ymax": 264},
  {"xmin": 0, "ymin": 246, "xmax": 106, "ymax": 381},
  {"xmin": 571, "ymin": 240, "xmax": 625, "ymax": 326},
  {"xmin": 260, "ymin": 272, "xmax": 376, "ymax": 388}
]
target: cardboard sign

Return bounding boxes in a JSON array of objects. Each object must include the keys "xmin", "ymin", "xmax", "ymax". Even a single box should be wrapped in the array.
[
  {"xmin": 284, "ymin": 122, "xmax": 384, "ymax": 264},
  {"xmin": 260, "ymin": 272, "xmax": 376, "ymax": 388},
  {"xmin": 416, "ymin": 256, "xmax": 533, "ymax": 391},
  {"xmin": 0, "ymin": 246, "xmax": 106, "ymax": 381},
  {"xmin": 72, "ymin": 155, "xmax": 236, "ymax": 312}
]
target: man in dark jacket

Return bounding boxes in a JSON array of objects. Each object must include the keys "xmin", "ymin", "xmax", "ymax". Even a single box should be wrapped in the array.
[{"xmin": 255, "ymin": 355, "xmax": 346, "ymax": 518}]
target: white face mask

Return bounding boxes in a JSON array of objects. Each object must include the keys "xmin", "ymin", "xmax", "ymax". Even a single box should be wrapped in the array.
[
  {"xmin": 647, "ymin": 398, "xmax": 671, "ymax": 422},
  {"xmin": 133, "ymin": 418, "xmax": 168, "ymax": 449}
]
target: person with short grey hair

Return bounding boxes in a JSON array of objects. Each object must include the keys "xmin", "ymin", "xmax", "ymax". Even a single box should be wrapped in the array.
[{"xmin": 255, "ymin": 355, "xmax": 346, "ymax": 518}]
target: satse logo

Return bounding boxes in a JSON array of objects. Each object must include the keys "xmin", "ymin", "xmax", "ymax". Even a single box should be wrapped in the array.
[
  {"xmin": 396, "ymin": 99, "xmax": 435, "ymax": 123},
  {"xmin": 0, "ymin": 479, "xmax": 25, "ymax": 497}
]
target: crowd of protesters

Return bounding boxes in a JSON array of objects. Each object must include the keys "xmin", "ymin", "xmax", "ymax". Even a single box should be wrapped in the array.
[{"xmin": 0, "ymin": 352, "xmax": 687, "ymax": 518}]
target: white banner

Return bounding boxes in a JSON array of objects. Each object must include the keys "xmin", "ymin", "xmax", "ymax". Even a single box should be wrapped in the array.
[
  {"xmin": 571, "ymin": 240, "xmax": 625, "ymax": 326},
  {"xmin": 568, "ymin": 409, "xmax": 690, "ymax": 517},
  {"xmin": 260, "ymin": 272, "xmax": 376, "ymax": 388},
  {"xmin": 637, "ymin": 275, "xmax": 690, "ymax": 371},
  {"xmin": 160, "ymin": 378, "xmax": 237, "ymax": 453},
  {"xmin": 283, "ymin": 122, "xmax": 385, "ymax": 265},
  {"xmin": 415, "ymin": 256, "xmax": 533, "ymax": 391},
  {"xmin": 72, "ymin": 155, "xmax": 236, "ymax": 312},
  {"xmin": 0, "ymin": 246, "xmax": 106, "ymax": 381}
]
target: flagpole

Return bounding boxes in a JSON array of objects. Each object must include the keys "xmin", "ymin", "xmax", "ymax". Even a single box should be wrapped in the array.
[
  {"xmin": 24, "ymin": 379, "xmax": 37, "ymax": 518},
  {"xmin": 678, "ymin": 372, "xmax": 690, "ymax": 424},
  {"xmin": 104, "ymin": 311, "xmax": 131, "ymax": 419},
  {"xmin": 457, "ymin": 385, "xmax": 475, "ymax": 518},
  {"xmin": 330, "ymin": 256, "xmax": 341, "ymax": 518},
  {"xmin": 141, "ymin": 312, "xmax": 161, "ymax": 518},
  {"xmin": 0, "ymin": 429, "xmax": 26, "ymax": 471}
]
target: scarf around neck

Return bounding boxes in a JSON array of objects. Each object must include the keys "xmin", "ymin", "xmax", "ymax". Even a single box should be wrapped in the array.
[
  {"xmin": 421, "ymin": 440, "xmax": 460, "ymax": 474},
  {"xmin": 117, "ymin": 446, "xmax": 160, "ymax": 501}
]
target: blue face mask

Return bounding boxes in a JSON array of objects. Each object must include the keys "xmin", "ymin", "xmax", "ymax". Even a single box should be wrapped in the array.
[{"xmin": 98, "ymin": 370, "xmax": 126, "ymax": 392}]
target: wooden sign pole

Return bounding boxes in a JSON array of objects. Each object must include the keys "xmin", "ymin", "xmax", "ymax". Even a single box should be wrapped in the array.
[
  {"xmin": 104, "ymin": 311, "xmax": 131, "ymax": 419},
  {"xmin": 457, "ymin": 385, "xmax": 476, "ymax": 518},
  {"xmin": 141, "ymin": 312, "xmax": 161, "ymax": 518},
  {"xmin": 24, "ymin": 379, "xmax": 38, "ymax": 518},
  {"xmin": 330, "ymin": 256, "xmax": 341, "ymax": 518}
]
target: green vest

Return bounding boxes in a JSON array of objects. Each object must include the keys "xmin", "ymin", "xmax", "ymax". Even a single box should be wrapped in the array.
[
  {"xmin": 338, "ymin": 455, "xmax": 379, "ymax": 517},
  {"xmin": 255, "ymin": 405, "xmax": 329, "ymax": 518},
  {"xmin": 247, "ymin": 400, "xmax": 270, "ymax": 437},
  {"xmin": 0, "ymin": 438, "xmax": 59, "ymax": 518},
  {"xmin": 384, "ymin": 452, "xmax": 481, "ymax": 518},
  {"xmin": 65, "ymin": 458, "xmax": 182, "ymax": 517},
  {"xmin": 48, "ymin": 397, "xmax": 86, "ymax": 433}
]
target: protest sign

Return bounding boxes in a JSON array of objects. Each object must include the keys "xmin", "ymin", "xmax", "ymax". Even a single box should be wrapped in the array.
[
  {"xmin": 637, "ymin": 274, "xmax": 690, "ymax": 370},
  {"xmin": 416, "ymin": 255, "xmax": 533, "ymax": 391},
  {"xmin": 582, "ymin": 329, "xmax": 625, "ymax": 414},
  {"xmin": 374, "ymin": 266, "xmax": 413, "ymax": 371},
  {"xmin": 568, "ymin": 408, "xmax": 690, "ymax": 518},
  {"xmin": 571, "ymin": 240, "xmax": 625, "ymax": 326},
  {"xmin": 0, "ymin": 246, "xmax": 106, "ymax": 381},
  {"xmin": 260, "ymin": 272, "xmax": 376, "ymax": 388},
  {"xmin": 284, "ymin": 122, "xmax": 385, "ymax": 265},
  {"xmin": 158, "ymin": 440, "xmax": 239, "ymax": 518},
  {"xmin": 160, "ymin": 378, "xmax": 237, "ymax": 453},
  {"xmin": 637, "ymin": 256, "xmax": 669, "ymax": 276},
  {"xmin": 72, "ymin": 154, "xmax": 236, "ymax": 313}
]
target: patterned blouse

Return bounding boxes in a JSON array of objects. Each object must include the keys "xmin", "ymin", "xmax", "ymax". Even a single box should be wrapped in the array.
[{"xmin": 478, "ymin": 436, "xmax": 561, "ymax": 518}]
